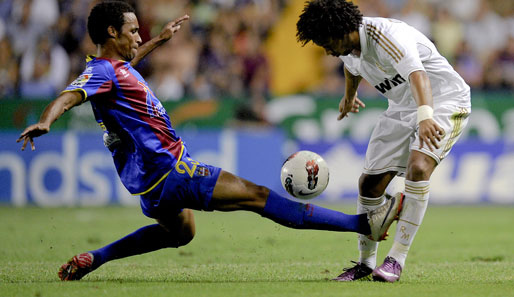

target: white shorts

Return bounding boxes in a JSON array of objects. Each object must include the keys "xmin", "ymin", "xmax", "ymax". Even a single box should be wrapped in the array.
[{"xmin": 363, "ymin": 104, "xmax": 471, "ymax": 176}]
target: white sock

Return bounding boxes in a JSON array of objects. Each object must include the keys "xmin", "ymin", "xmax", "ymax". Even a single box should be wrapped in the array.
[
  {"xmin": 357, "ymin": 194, "xmax": 385, "ymax": 268},
  {"xmin": 388, "ymin": 180, "xmax": 429, "ymax": 268}
]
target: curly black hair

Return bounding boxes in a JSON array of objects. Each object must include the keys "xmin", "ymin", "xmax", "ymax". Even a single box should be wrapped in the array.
[
  {"xmin": 296, "ymin": 0, "xmax": 363, "ymax": 46},
  {"xmin": 87, "ymin": 1, "xmax": 135, "ymax": 45}
]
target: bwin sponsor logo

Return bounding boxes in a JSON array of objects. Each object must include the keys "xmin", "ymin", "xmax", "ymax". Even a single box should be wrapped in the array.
[{"xmin": 374, "ymin": 74, "xmax": 406, "ymax": 94}]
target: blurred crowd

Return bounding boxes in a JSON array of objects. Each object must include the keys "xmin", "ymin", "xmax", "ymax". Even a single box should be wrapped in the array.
[
  {"xmin": 0, "ymin": 0, "xmax": 284, "ymax": 122},
  {"xmin": 0, "ymin": 0, "xmax": 512, "ymax": 109},
  {"xmin": 321, "ymin": 0, "xmax": 514, "ymax": 96}
]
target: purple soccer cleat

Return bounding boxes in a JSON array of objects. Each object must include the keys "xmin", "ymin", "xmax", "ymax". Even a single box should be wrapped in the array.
[
  {"xmin": 333, "ymin": 261, "xmax": 373, "ymax": 281},
  {"xmin": 372, "ymin": 256, "xmax": 402, "ymax": 282}
]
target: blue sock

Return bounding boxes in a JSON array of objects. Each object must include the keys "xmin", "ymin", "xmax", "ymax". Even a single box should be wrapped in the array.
[
  {"xmin": 262, "ymin": 190, "xmax": 370, "ymax": 234},
  {"xmin": 89, "ymin": 224, "xmax": 177, "ymax": 270}
]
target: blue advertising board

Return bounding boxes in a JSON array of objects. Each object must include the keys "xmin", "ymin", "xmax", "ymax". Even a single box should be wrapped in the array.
[
  {"xmin": 0, "ymin": 129, "xmax": 513, "ymax": 205},
  {"xmin": 0, "ymin": 129, "xmax": 286, "ymax": 206}
]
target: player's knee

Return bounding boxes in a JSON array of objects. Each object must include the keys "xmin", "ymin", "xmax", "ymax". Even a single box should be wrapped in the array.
[
  {"xmin": 177, "ymin": 210, "xmax": 195, "ymax": 246},
  {"xmin": 163, "ymin": 222, "xmax": 195, "ymax": 248},
  {"xmin": 254, "ymin": 184, "xmax": 269, "ymax": 201},
  {"xmin": 359, "ymin": 175, "xmax": 384, "ymax": 197},
  {"xmin": 177, "ymin": 224, "xmax": 195, "ymax": 247},
  {"xmin": 158, "ymin": 210, "xmax": 196, "ymax": 247},
  {"xmin": 230, "ymin": 183, "xmax": 269, "ymax": 212},
  {"xmin": 407, "ymin": 159, "xmax": 431, "ymax": 181},
  {"xmin": 246, "ymin": 184, "xmax": 269, "ymax": 207}
]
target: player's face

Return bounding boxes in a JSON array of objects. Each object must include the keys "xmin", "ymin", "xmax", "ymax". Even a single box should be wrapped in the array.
[
  {"xmin": 318, "ymin": 33, "xmax": 361, "ymax": 57},
  {"xmin": 115, "ymin": 12, "xmax": 142, "ymax": 61}
]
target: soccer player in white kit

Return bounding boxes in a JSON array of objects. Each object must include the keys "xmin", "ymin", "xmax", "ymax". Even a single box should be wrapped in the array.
[{"xmin": 297, "ymin": 0, "xmax": 471, "ymax": 282}]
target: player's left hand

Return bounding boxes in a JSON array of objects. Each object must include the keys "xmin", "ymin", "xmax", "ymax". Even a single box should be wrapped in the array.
[
  {"xmin": 159, "ymin": 15, "xmax": 190, "ymax": 41},
  {"xmin": 418, "ymin": 119, "xmax": 445, "ymax": 151}
]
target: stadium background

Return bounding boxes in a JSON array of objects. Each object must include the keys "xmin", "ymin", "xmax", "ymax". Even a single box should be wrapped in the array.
[{"xmin": 0, "ymin": 0, "xmax": 513, "ymax": 206}]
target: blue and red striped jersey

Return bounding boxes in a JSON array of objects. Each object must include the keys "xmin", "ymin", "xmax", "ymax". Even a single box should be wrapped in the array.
[{"xmin": 64, "ymin": 56, "xmax": 186, "ymax": 195}]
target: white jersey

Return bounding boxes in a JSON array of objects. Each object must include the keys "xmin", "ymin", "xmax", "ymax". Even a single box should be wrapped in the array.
[{"xmin": 340, "ymin": 17, "xmax": 471, "ymax": 110}]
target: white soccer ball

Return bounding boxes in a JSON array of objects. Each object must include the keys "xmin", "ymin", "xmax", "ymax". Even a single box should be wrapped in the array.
[{"xmin": 280, "ymin": 150, "xmax": 329, "ymax": 199}]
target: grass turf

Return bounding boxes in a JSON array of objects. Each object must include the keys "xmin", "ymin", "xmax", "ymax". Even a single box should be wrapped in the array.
[{"xmin": 0, "ymin": 205, "xmax": 512, "ymax": 297}]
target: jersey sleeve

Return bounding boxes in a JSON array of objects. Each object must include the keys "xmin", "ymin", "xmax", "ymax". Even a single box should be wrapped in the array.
[
  {"xmin": 372, "ymin": 26, "xmax": 425, "ymax": 80},
  {"xmin": 63, "ymin": 61, "xmax": 113, "ymax": 101},
  {"xmin": 340, "ymin": 56, "xmax": 361, "ymax": 76}
]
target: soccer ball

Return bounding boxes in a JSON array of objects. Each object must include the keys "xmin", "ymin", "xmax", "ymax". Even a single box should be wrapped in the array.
[{"xmin": 280, "ymin": 150, "xmax": 329, "ymax": 199}]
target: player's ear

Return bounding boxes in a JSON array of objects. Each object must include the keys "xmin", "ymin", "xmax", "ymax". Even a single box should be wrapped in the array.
[{"xmin": 107, "ymin": 26, "xmax": 118, "ymax": 38}]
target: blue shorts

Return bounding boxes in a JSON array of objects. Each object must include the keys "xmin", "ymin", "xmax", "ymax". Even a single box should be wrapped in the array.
[{"xmin": 140, "ymin": 153, "xmax": 221, "ymax": 219}]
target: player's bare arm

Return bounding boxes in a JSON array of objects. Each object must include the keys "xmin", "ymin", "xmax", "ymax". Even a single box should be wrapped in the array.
[
  {"xmin": 338, "ymin": 67, "xmax": 365, "ymax": 120},
  {"xmin": 130, "ymin": 15, "xmax": 190, "ymax": 67},
  {"xmin": 409, "ymin": 70, "xmax": 445, "ymax": 151},
  {"xmin": 16, "ymin": 91, "xmax": 83, "ymax": 151}
]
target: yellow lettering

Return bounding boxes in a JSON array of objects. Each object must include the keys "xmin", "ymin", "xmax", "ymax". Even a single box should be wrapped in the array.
[{"xmin": 175, "ymin": 160, "xmax": 198, "ymax": 178}]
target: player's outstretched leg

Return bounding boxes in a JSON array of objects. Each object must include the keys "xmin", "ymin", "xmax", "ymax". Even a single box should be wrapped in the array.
[
  {"xmin": 262, "ymin": 190, "xmax": 403, "ymax": 239},
  {"xmin": 261, "ymin": 190, "xmax": 371, "ymax": 234},
  {"xmin": 211, "ymin": 171, "xmax": 403, "ymax": 238},
  {"xmin": 210, "ymin": 171, "xmax": 372, "ymax": 234}
]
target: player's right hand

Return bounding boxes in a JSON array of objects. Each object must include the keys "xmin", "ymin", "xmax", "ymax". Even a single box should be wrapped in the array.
[
  {"xmin": 16, "ymin": 123, "xmax": 50, "ymax": 151},
  {"xmin": 159, "ymin": 15, "xmax": 190, "ymax": 41},
  {"xmin": 337, "ymin": 96, "xmax": 365, "ymax": 120}
]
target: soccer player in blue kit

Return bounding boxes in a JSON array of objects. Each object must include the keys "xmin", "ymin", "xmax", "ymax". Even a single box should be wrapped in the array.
[{"xmin": 17, "ymin": 1, "xmax": 402, "ymax": 281}]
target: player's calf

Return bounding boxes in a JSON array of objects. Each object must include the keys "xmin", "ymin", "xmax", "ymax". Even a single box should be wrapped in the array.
[{"xmin": 157, "ymin": 209, "xmax": 196, "ymax": 247}]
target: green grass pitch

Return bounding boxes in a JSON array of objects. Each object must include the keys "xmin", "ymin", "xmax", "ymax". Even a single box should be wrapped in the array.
[{"xmin": 1, "ymin": 204, "xmax": 512, "ymax": 297}]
